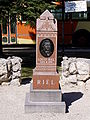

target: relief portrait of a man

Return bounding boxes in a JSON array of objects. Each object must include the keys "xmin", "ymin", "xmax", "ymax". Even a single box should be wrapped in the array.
[{"xmin": 40, "ymin": 38, "xmax": 54, "ymax": 57}]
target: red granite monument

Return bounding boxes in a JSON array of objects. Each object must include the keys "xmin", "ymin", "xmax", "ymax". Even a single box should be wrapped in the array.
[
  {"xmin": 33, "ymin": 10, "xmax": 59, "ymax": 89},
  {"xmin": 25, "ymin": 10, "xmax": 66, "ymax": 113}
]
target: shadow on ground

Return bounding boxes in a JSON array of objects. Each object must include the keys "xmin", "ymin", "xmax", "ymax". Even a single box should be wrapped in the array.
[
  {"xmin": 21, "ymin": 78, "xmax": 32, "ymax": 85},
  {"xmin": 62, "ymin": 92, "xmax": 83, "ymax": 113}
]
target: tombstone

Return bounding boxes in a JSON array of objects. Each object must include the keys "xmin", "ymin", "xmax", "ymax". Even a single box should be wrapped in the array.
[{"xmin": 25, "ymin": 10, "xmax": 66, "ymax": 113}]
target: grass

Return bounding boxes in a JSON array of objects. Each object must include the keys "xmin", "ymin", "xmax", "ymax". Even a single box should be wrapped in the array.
[
  {"xmin": 57, "ymin": 66, "xmax": 62, "ymax": 72},
  {"xmin": 21, "ymin": 67, "xmax": 34, "ymax": 79},
  {"xmin": 21, "ymin": 66, "xmax": 62, "ymax": 79}
]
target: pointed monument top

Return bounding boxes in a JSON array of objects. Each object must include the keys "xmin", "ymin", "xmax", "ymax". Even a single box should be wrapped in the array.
[
  {"xmin": 37, "ymin": 9, "xmax": 57, "ymax": 31},
  {"xmin": 40, "ymin": 9, "xmax": 54, "ymax": 20}
]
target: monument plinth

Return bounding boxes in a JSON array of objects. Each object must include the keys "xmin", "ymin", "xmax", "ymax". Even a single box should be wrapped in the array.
[{"xmin": 25, "ymin": 10, "xmax": 66, "ymax": 113}]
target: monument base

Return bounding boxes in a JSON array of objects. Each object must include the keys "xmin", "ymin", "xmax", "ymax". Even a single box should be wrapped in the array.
[
  {"xmin": 33, "ymin": 72, "xmax": 60, "ymax": 89},
  {"xmin": 25, "ymin": 83, "xmax": 66, "ymax": 113}
]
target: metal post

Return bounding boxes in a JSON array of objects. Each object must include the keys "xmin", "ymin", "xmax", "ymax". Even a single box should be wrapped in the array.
[
  {"xmin": 51, "ymin": 0, "xmax": 65, "ymax": 56},
  {"xmin": 8, "ymin": 11, "xmax": 10, "ymax": 44},
  {"xmin": 62, "ymin": 0, "xmax": 64, "ymax": 57},
  {"xmin": 15, "ymin": 15, "xmax": 17, "ymax": 44},
  {"xmin": 0, "ymin": 24, "xmax": 2, "ymax": 56}
]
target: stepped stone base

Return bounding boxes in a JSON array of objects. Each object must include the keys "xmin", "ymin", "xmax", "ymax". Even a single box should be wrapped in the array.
[{"xmin": 25, "ymin": 83, "xmax": 66, "ymax": 113}]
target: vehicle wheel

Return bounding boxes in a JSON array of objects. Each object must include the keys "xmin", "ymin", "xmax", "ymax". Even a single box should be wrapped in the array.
[{"xmin": 72, "ymin": 29, "xmax": 90, "ymax": 47}]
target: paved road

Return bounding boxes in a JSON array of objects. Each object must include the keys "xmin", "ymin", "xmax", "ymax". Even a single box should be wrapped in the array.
[{"xmin": 2, "ymin": 45, "xmax": 90, "ymax": 66}]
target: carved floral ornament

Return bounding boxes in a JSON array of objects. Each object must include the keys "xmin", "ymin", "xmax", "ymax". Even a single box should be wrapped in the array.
[
  {"xmin": 38, "ymin": 20, "xmax": 56, "ymax": 31},
  {"xmin": 37, "ymin": 32, "xmax": 57, "ymax": 37},
  {"xmin": 37, "ymin": 10, "xmax": 57, "ymax": 31}
]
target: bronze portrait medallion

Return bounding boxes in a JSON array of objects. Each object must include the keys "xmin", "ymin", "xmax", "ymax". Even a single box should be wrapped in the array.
[{"xmin": 39, "ymin": 38, "xmax": 54, "ymax": 57}]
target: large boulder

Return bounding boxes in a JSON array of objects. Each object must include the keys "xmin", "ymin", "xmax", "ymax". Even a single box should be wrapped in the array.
[
  {"xmin": 0, "ymin": 59, "xmax": 7, "ymax": 76},
  {"xmin": 62, "ymin": 60, "xmax": 69, "ymax": 72},
  {"xmin": 69, "ymin": 62, "xmax": 77, "ymax": 74},
  {"xmin": 76, "ymin": 61, "xmax": 90, "ymax": 75},
  {"xmin": 9, "ymin": 56, "xmax": 22, "ymax": 86},
  {"xmin": 10, "ymin": 78, "xmax": 21, "ymax": 86},
  {"xmin": 0, "ymin": 59, "xmax": 8, "ymax": 84},
  {"xmin": 67, "ymin": 75, "xmax": 77, "ymax": 84},
  {"xmin": 61, "ymin": 57, "xmax": 90, "ymax": 88},
  {"xmin": 0, "ymin": 56, "xmax": 22, "ymax": 86},
  {"xmin": 8, "ymin": 56, "xmax": 22, "ymax": 65},
  {"xmin": 12, "ymin": 71, "xmax": 21, "ymax": 79},
  {"xmin": 7, "ymin": 59, "xmax": 12, "ymax": 72},
  {"xmin": 62, "ymin": 71, "xmax": 70, "ymax": 77},
  {"xmin": 77, "ymin": 74, "xmax": 90, "ymax": 82},
  {"xmin": 12, "ymin": 63, "xmax": 21, "ymax": 72}
]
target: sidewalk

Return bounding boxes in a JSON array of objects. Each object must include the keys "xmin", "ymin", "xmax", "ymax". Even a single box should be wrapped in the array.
[{"xmin": 0, "ymin": 83, "xmax": 90, "ymax": 120}]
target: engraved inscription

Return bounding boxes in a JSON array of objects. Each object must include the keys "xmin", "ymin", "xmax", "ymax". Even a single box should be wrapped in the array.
[
  {"xmin": 46, "ymin": 79, "xmax": 49, "ymax": 85},
  {"xmin": 36, "ymin": 79, "xmax": 54, "ymax": 86},
  {"xmin": 42, "ymin": 80, "xmax": 44, "ymax": 85},
  {"xmin": 51, "ymin": 80, "xmax": 54, "ymax": 85},
  {"xmin": 38, "ymin": 58, "xmax": 55, "ymax": 64},
  {"xmin": 37, "ymin": 80, "xmax": 40, "ymax": 85}
]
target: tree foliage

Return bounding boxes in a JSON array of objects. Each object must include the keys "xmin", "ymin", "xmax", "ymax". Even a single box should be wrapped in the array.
[
  {"xmin": 0, "ymin": 0, "xmax": 56, "ymax": 26},
  {"xmin": 16, "ymin": 0, "xmax": 56, "ymax": 26},
  {"xmin": 0, "ymin": 0, "xmax": 15, "ymax": 19},
  {"xmin": 0, "ymin": 0, "xmax": 56, "ymax": 54}
]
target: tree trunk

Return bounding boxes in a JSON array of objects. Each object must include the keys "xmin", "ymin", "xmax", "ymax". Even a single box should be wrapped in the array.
[{"xmin": 0, "ymin": 24, "xmax": 3, "ymax": 57}]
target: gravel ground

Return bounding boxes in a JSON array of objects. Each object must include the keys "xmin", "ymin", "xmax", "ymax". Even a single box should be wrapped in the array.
[{"xmin": 0, "ymin": 83, "xmax": 90, "ymax": 120}]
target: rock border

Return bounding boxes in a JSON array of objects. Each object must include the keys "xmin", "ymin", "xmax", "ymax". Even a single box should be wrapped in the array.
[{"xmin": 0, "ymin": 56, "xmax": 22, "ymax": 86}]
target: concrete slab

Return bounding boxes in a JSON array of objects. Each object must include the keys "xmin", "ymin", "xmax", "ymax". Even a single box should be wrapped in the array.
[
  {"xmin": 25, "ymin": 93, "xmax": 66, "ymax": 113},
  {"xmin": 29, "ymin": 83, "xmax": 62, "ymax": 102},
  {"xmin": 25, "ymin": 83, "xmax": 66, "ymax": 113}
]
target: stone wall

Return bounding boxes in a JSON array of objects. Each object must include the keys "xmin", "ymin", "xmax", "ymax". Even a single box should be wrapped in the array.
[
  {"xmin": 61, "ymin": 57, "xmax": 90, "ymax": 88},
  {"xmin": 0, "ymin": 56, "xmax": 22, "ymax": 86}
]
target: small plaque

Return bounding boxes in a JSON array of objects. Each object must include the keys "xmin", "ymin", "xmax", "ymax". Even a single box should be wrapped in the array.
[
  {"xmin": 65, "ymin": 1, "xmax": 87, "ymax": 13},
  {"xmin": 39, "ymin": 38, "xmax": 54, "ymax": 57}
]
